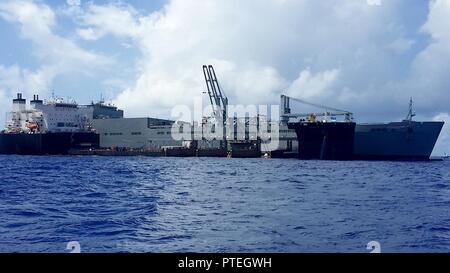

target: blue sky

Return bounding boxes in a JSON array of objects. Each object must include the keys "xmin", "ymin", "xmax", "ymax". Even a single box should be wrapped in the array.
[{"xmin": 0, "ymin": 0, "xmax": 449, "ymax": 154}]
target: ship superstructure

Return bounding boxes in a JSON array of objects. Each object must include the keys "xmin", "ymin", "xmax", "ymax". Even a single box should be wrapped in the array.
[
  {"xmin": 0, "ymin": 93, "xmax": 99, "ymax": 155},
  {"xmin": 5, "ymin": 94, "xmax": 94, "ymax": 134}
]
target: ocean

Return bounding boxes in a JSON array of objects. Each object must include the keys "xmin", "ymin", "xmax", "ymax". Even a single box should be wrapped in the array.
[{"xmin": 0, "ymin": 155, "xmax": 449, "ymax": 253}]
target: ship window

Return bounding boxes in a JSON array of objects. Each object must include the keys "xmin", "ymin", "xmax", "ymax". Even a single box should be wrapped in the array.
[
  {"xmin": 110, "ymin": 133, "xmax": 123, "ymax": 136},
  {"xmin": 57, "ymin": 123, "xmax": 65, "ymax": 127},
  {"xmin": 131, "ymin": 132, "xmax": 142, "ymax": 135}
]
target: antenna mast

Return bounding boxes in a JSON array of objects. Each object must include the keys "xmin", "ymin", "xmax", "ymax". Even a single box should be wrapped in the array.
[{"xmin": 405, "ymin": 97, "xmax": 416, "ymax": 122}]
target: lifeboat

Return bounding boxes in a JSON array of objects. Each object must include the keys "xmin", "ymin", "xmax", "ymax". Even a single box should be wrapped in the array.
[{"xmin": 27, "ymin": 122, "xmax": 38, "ymax": 130}]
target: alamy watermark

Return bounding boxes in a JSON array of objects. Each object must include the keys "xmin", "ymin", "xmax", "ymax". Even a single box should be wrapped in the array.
[{"xmin": 170, "ymin": 98, "xmax": 282, "ymax": 151}]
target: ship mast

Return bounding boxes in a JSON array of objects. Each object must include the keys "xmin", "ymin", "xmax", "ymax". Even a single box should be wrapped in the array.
[{"xmin": 405, "ymin": 97, "xmax": 416, "ymax": 123}]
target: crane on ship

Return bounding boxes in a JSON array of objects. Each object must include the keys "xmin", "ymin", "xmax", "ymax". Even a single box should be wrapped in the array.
[
  {"xmin": 202, "ymin": 65, "xmax": 228, "ymax": 148},
  {"xmin": 280, "ymin": 94, "xmax": 353, "ymax": 124},
  {"xmin": 203, "ymin": 65, "xmax": 228, "ymax": 121}
]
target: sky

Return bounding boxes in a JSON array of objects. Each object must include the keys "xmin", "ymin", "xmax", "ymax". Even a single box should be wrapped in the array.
[{"xmin": 0, "ymin": 0, "xmax": 449, "ymax": 155}]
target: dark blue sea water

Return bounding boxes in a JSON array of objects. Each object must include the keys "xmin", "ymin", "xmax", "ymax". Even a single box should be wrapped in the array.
[{"xmin": 0, "ymin": 155, "xmax": 450, "ymax": 253}]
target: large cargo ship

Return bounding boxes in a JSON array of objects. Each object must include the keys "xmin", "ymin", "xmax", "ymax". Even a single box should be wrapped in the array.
[
  {"xmin": 0, "ymin": 94, "xmax": 99, "ymax": 155},
  {"xmin": 353, "ymin": 99, "xmax": 443, "ymax": 160},
  {"xmin": 282, "ymin": 95, "xmax": 444, "ymax": 161}
]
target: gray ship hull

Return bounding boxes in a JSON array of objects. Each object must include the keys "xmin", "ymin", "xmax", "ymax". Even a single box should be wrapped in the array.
[{"xmin": 354, "ymin": 121, "xmax": 444, "ymax": 160}]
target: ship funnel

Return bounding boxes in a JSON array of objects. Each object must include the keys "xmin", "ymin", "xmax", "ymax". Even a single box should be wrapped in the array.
[
  {"xmin": 30, "ymin": 94, "xmax": 43, "ymax": 109},
  {"xmin": 13, "ymin": 93, "xmax": 27, "ymax": 112},
  {"xmin": 13, "ymin": 93, "xmax": 26, "ymax": 103}
]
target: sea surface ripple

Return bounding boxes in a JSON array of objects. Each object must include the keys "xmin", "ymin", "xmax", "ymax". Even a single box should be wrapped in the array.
[{"xmin": 1, "ymin": 155, "xmax": 450, "ymax": 253}]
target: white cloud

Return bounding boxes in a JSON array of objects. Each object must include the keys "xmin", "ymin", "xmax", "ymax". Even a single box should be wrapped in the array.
[
  {"xmin": 67, "ymin": 0, "xmax": 81, "ymax": 7},
  {"xmin": 0, "ymin": 65, "xmax": 56, "ymax": 120},
  {"xmin": 0, "ymin": 65, "xmax": 55, "ymax": 93},
  {"xmin": 287, "ymin": 69, "xmax": 340, "ymax": 100},
  {"xmin": 0, "ymin": 64, "xmax": 57, "ymax": 118},
  {"xmin": 0, "ymin": 0, "xmax": 111, "ymax": 101},
  {"xmin": 422, "ymin": 0, "xmax": 450, "ymax": 43},
  {"xmin": 75, "ymin": 3, "xmax": 140, "ymax": 40},
  {"xmin": 392, "ymin": 0, "xmax": 450, "ymax": 113},
  {"xmin": 76, "ymin": 27, "xmax": 101, "ymax": 40},
  {"xmin": 0, "ymin": 0, "xmax": 110, "ymax": 67}
]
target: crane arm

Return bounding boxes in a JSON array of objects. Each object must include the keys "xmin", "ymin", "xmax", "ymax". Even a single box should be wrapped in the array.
[
  {"xmin": 208, "ymin": 65, "xmax": 228, "ymax": 109},
  {"xmin": 286, "ymin": 95, "xmax": 351, "ymax": 114},
  {"xmin": 283, "ymin": 112, "xmax": 351, "ymax": 118},
  {"xmin": 203, "ymin": 65, "xmax": 216, "ymax": 114},
  {"xmin": 280, "ymin": 94, "xmax": 354, "ymax": 122}
]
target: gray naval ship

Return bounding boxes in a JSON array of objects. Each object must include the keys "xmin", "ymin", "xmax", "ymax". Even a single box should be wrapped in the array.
[{"xmin": 353, "ymin": 99, "xmax": 444, "ymax": 160}]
